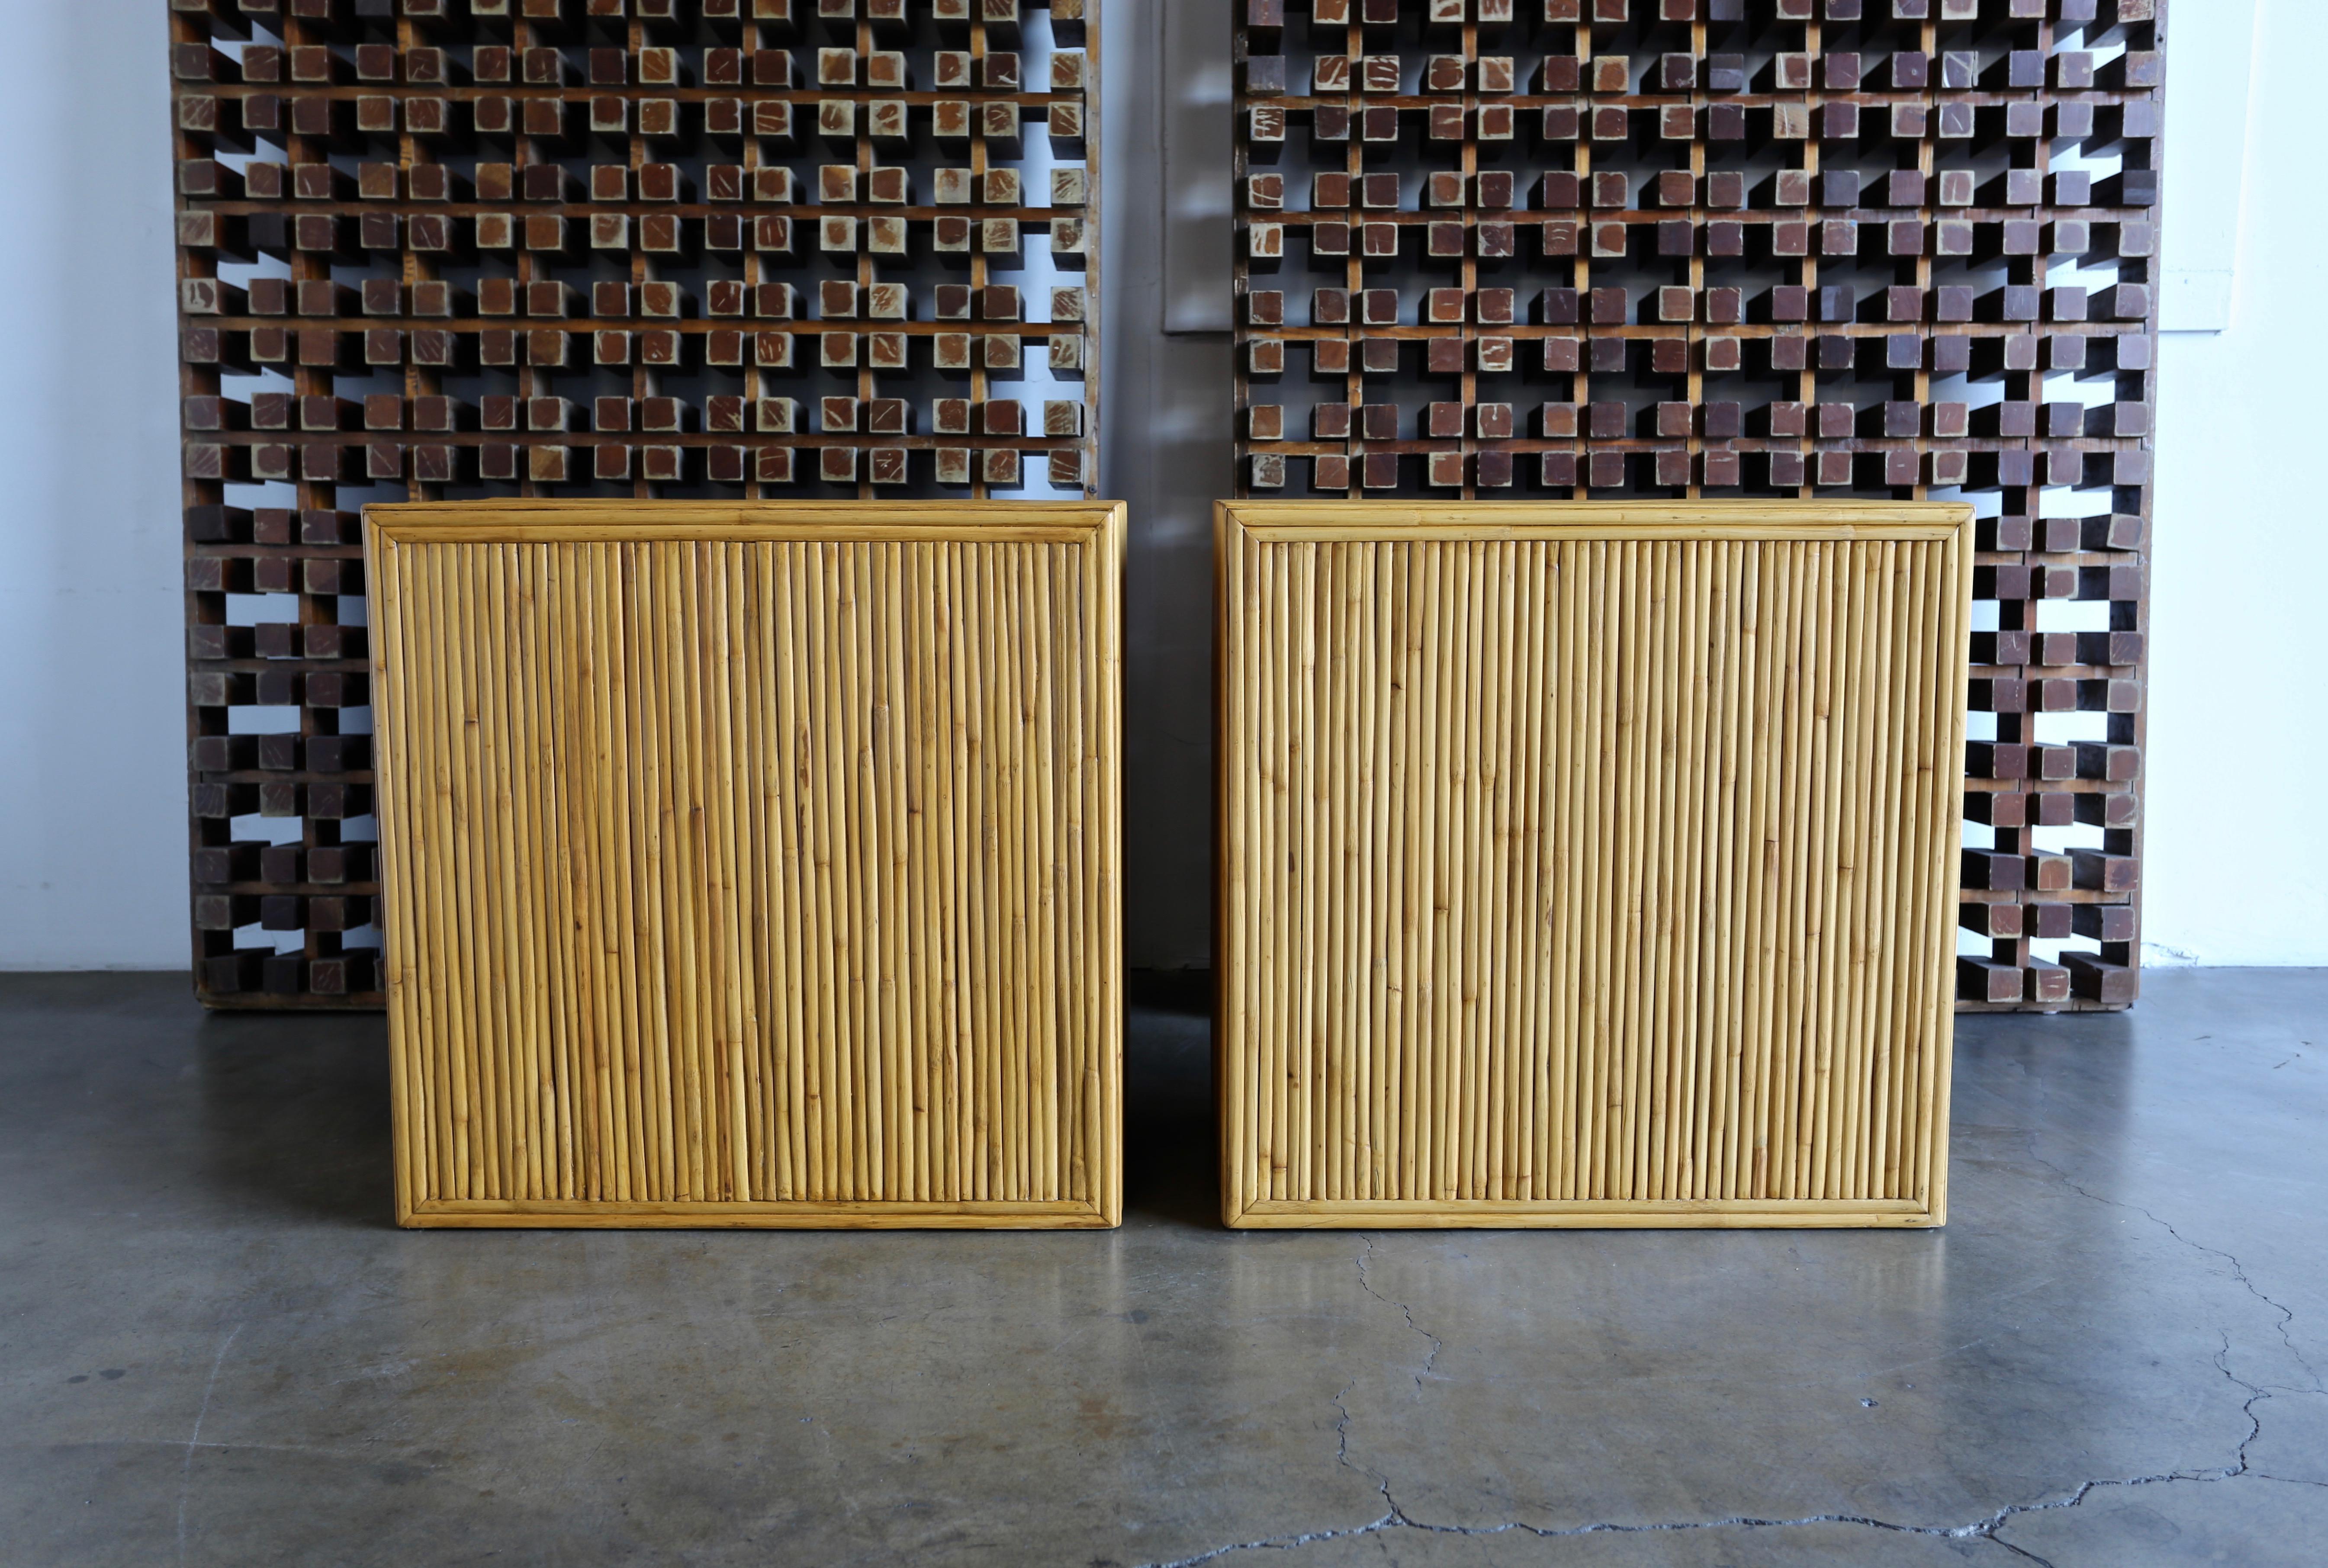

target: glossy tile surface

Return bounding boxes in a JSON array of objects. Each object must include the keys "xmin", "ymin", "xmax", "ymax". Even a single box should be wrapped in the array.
[{"xmin": 1, "ymin": 971, "xmax": 2321, "ymax": 1567}]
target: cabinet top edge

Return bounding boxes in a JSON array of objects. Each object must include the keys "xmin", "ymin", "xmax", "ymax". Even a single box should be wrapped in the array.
[
  {"xmin": 1218, "ymin": 500, "xmax": 1975, "ymax": 543},
  {"xmin": 366, "ymin": 499, "xmax": 1128, "ymax": 544}
]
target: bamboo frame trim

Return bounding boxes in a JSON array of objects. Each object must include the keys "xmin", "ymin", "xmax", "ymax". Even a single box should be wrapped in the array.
[
  {"xmin": 370, "ymin": 500, "xmax": 1125, "ymax": 1230},
  {"xmin": 370, "ymin": 499, "xmax": 1123, "ymax": 521},
  {"xmin": 379, "ymin": 524, "xmax": 1105, "ymax": 546},
  {"xmin": 370, "ymin": 500, "xmax": 1119, "ymax": 547},
  {"xmin": 1215, "ymin": 500, "xmax": 1971, "ymax": 1231},
  {"xmin": 1237, "ymin": 1199, "xmax": 1929, "ymax": 1232},
  {"xmin": 412, "ymin": 1199, "xmax": 1109, "ymax": 1231},
  {"xmin": 1229, "ymin": 501, "xmax": 1967, "ymax": 543}
]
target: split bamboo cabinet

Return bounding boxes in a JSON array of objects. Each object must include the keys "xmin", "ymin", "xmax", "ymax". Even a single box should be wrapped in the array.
[
  {"xmin": 1215, "ymin": 502, "xmax": 1974, "ymax": 1230},
  {"xmin": 365, "ymin": 501, "xmax": 1125, "ymax": 1229}
]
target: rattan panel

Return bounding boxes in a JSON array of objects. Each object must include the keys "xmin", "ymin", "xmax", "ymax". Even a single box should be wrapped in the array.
[
  {"xmin": 369, "ymin": 500, "xmax": 1123, "ymax": 1227},
  {"xmin": 1217, "ymin": 500, "xmax": 1970, "ymax": 1228}
]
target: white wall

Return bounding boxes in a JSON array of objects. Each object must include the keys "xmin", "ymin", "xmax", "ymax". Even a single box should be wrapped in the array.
[
  {"xmin": 0, "ymin": 0, "xmax": 188, "ymax": 969},
  {"xmin": 0, "ymin": 0, "xmax": 2316, "ymax": 973},
  {"xmin": 2145, "ymin": 0, "xmax": 2328, "ymax": 965}
]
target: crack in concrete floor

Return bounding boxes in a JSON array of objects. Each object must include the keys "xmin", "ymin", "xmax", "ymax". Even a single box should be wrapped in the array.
[
  {"xmin": 2023, "ymin": 1133, "xmax": 2323, "ymax": 1397},
  {"xmin": 1140, "ymin": 1136, "xmax": 2321, "ymax": 1568},
  {"xmin": 1143, "ymin": 1375, "xmax": 2279, "ymax": 1568},
  {"xmin": 1355, "ymin": 1235, "xmax": 1443, "ymax": 1394}
]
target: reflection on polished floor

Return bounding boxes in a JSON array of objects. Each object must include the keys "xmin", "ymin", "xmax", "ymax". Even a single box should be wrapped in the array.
[{"xmin": 2, "ymin": 969, "xmax": 2323, "ymax": 1567}]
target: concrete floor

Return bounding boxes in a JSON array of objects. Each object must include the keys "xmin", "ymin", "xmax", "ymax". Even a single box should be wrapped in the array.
[{"xmin": 1, "ymin": 973, "xmax": 2324, "ymax": 1567}]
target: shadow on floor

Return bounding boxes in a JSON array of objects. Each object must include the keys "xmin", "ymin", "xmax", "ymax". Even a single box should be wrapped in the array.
[
  {"xmin": 171, "ymin": 984, "xmax": 1223, "ymax": 1233},
  {"xmin": 195, "ymin": 1007, "xmax": 395, "ymax": 1230},
  {"xmin": 1124, "ymin": 1002, "xmax": 1219, "ymax": 1229}
]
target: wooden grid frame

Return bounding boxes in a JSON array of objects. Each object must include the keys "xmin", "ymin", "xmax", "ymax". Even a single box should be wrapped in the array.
[
  {"xmin": 1216, "ymin": 500, "xmax": 1971, "ymax": 1228},
  {"xmin": 171, "ymin": 0, "xmax": 1100, "ymax": 1007},
  {"xmin": 1229, "ymin": 0, "xmax": 2161, "ymax": 1012},
  {"xmin": 368, "ymin": 499, "xmax": 1125, "ymax": 1228}
]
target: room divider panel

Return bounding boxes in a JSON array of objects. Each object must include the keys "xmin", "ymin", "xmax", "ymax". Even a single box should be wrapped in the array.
[
  {"xmin": 1216, "ymin": 501, "xmax": 1970, "ymax": 1228},
  {"xmin": 172, "ymin": 0, "xmax": 1103, "ymax": 1007},
  {"xmin": 1228, "ymin": 0, "xmax": 2164, "ymax": 1013},
  {"xmin": 368, "ymin": 500, "xmax": 1122, "ymax": 1227}
]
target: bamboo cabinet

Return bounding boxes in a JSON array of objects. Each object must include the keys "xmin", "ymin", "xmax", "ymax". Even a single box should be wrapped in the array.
[
  {"xmin": 1215, "ymin": 502, "xmax": 1973, "ymax": 1230},
  {"xmin": 366, "ymin": 501, "xmax": 1125, "ymax": 1229}
]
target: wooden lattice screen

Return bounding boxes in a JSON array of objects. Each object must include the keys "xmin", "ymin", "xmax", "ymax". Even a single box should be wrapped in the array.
[
  {"xmin": 170, "ymin": 0, "xmax": 1100, "ymax": 1006},
  {"xmin": 1230, "ymin": 0, "xmax": 2159, "ymax": 1011}
]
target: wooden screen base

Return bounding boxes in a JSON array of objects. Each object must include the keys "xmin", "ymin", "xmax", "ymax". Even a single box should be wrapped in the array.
[
  {"xmin": 1215, "ymin": 502, "xmax": 1972, "ymax": 1231},
  {"xmin": 368, "ymin": 501, "xmax": 1125, "ymax": 1230}
]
